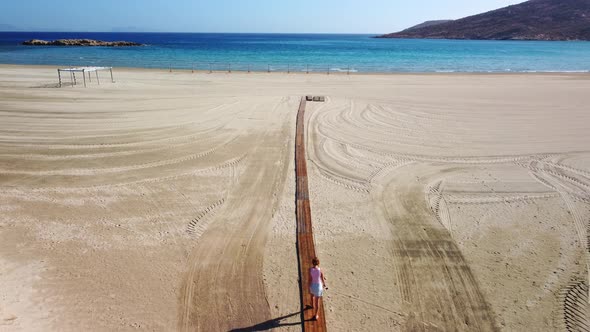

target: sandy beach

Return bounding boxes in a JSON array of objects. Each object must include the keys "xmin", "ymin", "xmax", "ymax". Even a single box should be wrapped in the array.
[{"xmin": 1, "ymin": 65, "xmax": 589, "ymax": 331}]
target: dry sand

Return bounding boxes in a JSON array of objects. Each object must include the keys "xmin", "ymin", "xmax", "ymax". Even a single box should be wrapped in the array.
[{"xmin": 0, "ymin": 65, "xmax": 589, "ymax": 331}]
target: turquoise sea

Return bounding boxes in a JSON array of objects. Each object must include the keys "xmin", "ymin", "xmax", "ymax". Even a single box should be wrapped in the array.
[{"xmin": 1, "ymin": 32, "xmax": 589, "ymax": 73}]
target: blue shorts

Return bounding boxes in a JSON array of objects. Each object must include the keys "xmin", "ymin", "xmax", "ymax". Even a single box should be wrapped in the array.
[{"xmin": 310, "ymin": 283, "xmax": 323, "ymax": 297}]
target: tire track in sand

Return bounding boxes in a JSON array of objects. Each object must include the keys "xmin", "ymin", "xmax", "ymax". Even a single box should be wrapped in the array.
[
  {"xmin": 560, "ymin": 280, "xmax": 590, "ymax": 332},
  {"xmin": 178, "ymin": 97, "xmax": 293, "ymax": 331},
  {"xmin": 373, "ymin": 163, "xmax": 498, "ymax": 331}
]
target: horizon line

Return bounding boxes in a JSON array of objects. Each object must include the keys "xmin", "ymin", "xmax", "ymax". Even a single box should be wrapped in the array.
[{"xmin": 0, "ymin": 30, "xmax": 384, "ymax": 35}]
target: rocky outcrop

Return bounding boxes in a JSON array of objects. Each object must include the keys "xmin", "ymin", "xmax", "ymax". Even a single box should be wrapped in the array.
[
  {"xmin": 22, "ymin": 39, "xmax": 143, "ymax": 47},
  {"xmin": 377, "ymin": 0, "xmax": 590, "ymax": 41}
]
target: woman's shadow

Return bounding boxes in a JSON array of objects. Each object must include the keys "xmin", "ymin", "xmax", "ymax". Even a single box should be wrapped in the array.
[{"xmin": 229, "ymin": 306, "xmax": 314, "ymax": 331}]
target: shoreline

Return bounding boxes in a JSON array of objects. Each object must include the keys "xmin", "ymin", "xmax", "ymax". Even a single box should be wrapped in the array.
[{"xmin": 1, "ymin": 63, "xmax": 589, "ymax": 77}]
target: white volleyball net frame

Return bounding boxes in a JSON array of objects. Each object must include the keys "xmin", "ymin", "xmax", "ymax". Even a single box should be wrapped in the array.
[{"xmin": 57, "ymin": 67, "xmax": 114, "ymax": 87}]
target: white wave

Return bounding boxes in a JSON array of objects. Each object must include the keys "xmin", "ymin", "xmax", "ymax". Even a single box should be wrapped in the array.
[
  {"xmin": 521, "ymin": 70, "xmax": 589, "ymax": 73},
  {"xmin": 330, "ymin": 67, "xmax": 358, "ymax": 73},
  {"xmin": 435, "ymin": 69, "xmax": 589, "ymax": 73}
]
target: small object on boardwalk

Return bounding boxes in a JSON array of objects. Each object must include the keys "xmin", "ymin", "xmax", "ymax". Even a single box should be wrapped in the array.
[{"xmin": 306, "ymin": 95, "xmax": 313, "ymax": 101}]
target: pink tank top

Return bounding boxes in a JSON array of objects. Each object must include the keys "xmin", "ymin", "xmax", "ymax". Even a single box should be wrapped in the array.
[{"xmin": 310, "ymin": 267, "xmax": 322, "ymax": 284}]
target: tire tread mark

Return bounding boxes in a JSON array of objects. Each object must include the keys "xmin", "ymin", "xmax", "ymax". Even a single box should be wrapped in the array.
[
  {"xmin": 186, "ymin": 199, "xmax": 226, "ymax": 237},
  {"xmin": 0, "ymin": 155, "xmax": 246, "ymax": 192},
  {"xmin": 561, "ymin": 280, "xmax": 590, "ymax": 332}
]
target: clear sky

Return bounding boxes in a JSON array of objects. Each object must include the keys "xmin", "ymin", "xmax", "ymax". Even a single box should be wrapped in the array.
[{"xmin": 0, "ymin": 0, "xmax": 525, "ymax": 34}]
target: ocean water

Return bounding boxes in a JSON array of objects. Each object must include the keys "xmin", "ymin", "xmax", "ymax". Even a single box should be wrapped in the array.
[{"xmin": 1, "ymin": 32, "xmax": 589, "ymax": 73}]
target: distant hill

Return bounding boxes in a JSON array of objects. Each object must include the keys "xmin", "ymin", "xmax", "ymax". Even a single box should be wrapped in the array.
[
  {"xmin": 111, "ymin": 26, "xmax": 145, "ymax": 33},
  {"xmin": 0, "ymin": 24, "xmax": 19, "ymax": 31},
  {"xmin": 403, "ymin": 20, "xmax": 453, "ymax": 31},
  {"xmin": 377, "ymin": 0, "xmax": 590, "ymax": 41}
]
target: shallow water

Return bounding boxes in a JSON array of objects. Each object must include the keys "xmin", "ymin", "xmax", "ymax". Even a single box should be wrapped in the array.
[{"xmin": 1, "ymin": 32, "xmax": 589, "ymax": 73}]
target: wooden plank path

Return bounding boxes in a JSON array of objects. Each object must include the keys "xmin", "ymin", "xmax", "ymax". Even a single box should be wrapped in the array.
[{"xmin": 295, "ymin": 97, "xmax": 327, "ymax": 332}]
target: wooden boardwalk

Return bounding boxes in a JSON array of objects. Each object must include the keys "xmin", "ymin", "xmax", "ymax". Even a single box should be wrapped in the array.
[{"xmin": 295, "ymin": 97, "xmax": 327, "ymax": 332}]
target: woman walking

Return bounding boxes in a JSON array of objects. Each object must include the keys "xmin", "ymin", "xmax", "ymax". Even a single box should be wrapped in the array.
[{"xmin": 309, "ymin": 257, "xmax": 326, "ymax": 320}]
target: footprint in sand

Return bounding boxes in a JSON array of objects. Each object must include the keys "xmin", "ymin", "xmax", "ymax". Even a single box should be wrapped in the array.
[{"xmin": 1, "ymin": 314, "xmax": 18, "ymax": 324}]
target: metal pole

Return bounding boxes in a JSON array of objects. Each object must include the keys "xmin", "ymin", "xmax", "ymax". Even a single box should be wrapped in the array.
[
  {"xmin": 110, "ymin": 68, "xmax": 114, "ymax": 83},
  {"xmin": 192, "ymin": 63, "xmax": 194, "ymax": 73},
  {"xmin": 288, "ymin": 64, "xmax": 290, "ymax": 74},
  {"xmin": 88, "ymin": 71, "xmax": 91, "ymax": 82},
  {"xmin": 228, "ymin": 63, "xmax": 231, "ymax": 73},
  {"xmin": 58, "ymin": 69, "xmax": 62, "ymax": 87},
  {"xmin": 73, "ymin": 72, "xmax": 77, "ymax": 85},
  {"xmin": 83, "ymin": 69, "xmax": 87, "ymax": 88},
  {"xmin": 306, "ymin": 64, "xmax": 309, "ymax": 74},
  {"xmin": 96, "ymin": 71, "xmax": 100, "ymax": 85}
]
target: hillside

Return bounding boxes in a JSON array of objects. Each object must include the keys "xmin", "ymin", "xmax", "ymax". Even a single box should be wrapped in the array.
[
  {"xmin": 405, "ymin": 20, "xmax": 453, "ymax": 31},
  {"xmin": 378, "ymin": 0, "xmax": 590, "ymax": 41}
]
